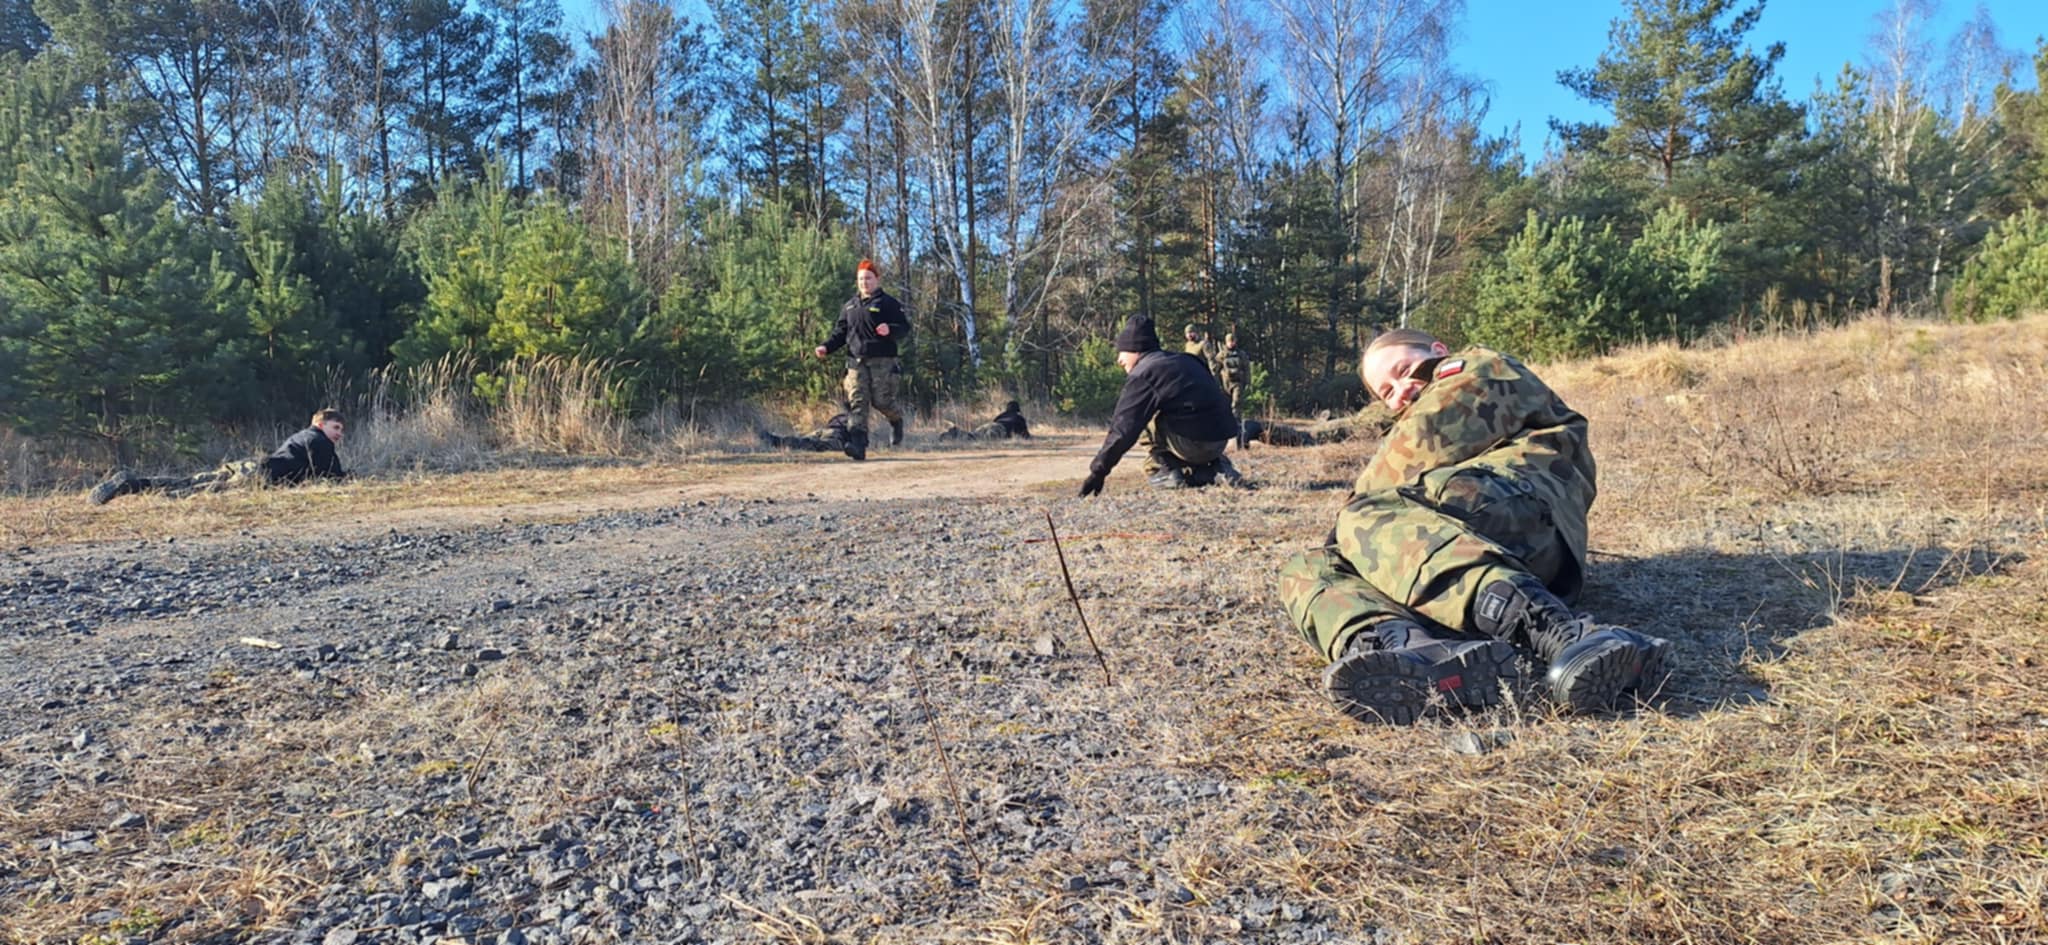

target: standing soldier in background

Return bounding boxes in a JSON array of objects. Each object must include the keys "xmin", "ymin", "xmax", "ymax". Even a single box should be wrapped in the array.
[
  {"xmin": 1276, "ymin": 329, "xmax": 1672, "ymax": 725},
  {"xmin": 815, "ymin": 260, "xmax": 912, "ymax": 461},
  {"xmin": 1220, "ymin": 332, "xmax": 1250, "ymax": 447},
  {"xmin": 1183, "ymin": 323, "xmax": 1224, "ymax": 378}
]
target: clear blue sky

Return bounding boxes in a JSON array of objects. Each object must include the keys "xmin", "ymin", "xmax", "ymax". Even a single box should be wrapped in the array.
[
  {"xmin": 561, "ymin": 0, "xmax": 2048, "ymax": 163},
  {"xmin": 1458, "ymin": 0, "xmax": 2048, "ymax": 161}
]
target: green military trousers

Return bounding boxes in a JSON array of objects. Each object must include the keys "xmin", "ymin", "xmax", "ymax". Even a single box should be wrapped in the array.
[
  {"xmin": 154, "ymin": 459, "xmax": 262, "ymax": 499},
  {"xmin": 843, "ymin": 356, "xmax": 904, "ymax": 433},
  {"xmin": 1140, "ymin": 420, "xmax": 1227, "ymax": 473},
  {"xmin": 1278, "ymin": 470, "xmax": 1575, "ymax": 661}
]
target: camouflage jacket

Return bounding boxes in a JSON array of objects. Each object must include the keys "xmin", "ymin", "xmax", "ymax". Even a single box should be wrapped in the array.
[
  {"xmin": 1220, "ymin": 348, "xmax": 1250, "ymax": 385},
  {"xmin": 1350, "ymin": 347, "xmax": 1595, "ymax": 569},
  {"xmin": 1184, "ymin": 338, "xmax": 1223, "ymax": 377}
]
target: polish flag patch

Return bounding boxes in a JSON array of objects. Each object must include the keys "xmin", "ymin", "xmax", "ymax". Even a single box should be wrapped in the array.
[{"xmin": 1436, "ymin": 359, "xmax": 1465, "ymax": 379}]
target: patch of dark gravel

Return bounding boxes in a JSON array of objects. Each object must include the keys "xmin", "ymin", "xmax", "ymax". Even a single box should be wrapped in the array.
[{"xmin": 1, "ymin": 487, "xmax": 1372, "ymax": 943}]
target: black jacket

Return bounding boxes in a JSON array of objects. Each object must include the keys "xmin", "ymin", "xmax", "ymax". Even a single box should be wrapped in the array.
[
  {"xmin": 264, "ymin": 427, "xmax": 347, "ymax": 485},
  {"xmin": 1088, "ymin": 351, "xmax": 1239, "ymax": 476},
  {"xmin": 820, "ymin": 290, "xmax": 911, "ymax": 359},
  {"xmin": 992, "ymin": 407, "xmax": 1032, "ymax": 439}
]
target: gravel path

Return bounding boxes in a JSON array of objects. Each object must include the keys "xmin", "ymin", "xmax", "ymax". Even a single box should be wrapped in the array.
[{"xmin": 3, "ymin": 441, "xmax": 1382, "ymax": 944}]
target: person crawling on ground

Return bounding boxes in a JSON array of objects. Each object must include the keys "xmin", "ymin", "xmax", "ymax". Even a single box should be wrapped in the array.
[
  {"xmin": 90, "ymin": 408, "xmax": 350, "ymax": 505},
  {"xmin": 938, "ymin": 400, "xmax": 1033, "ymax": 442},
  {"xmin": 759, "ymin": 413, "xmax": 855, "ymax": 453}
]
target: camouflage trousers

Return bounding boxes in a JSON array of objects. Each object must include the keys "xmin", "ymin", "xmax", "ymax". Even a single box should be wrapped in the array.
[
  {"xmin": 1248, "ymin": 420, "xmax": 1348, "ymax": 448},
  {"xmin": 939, "ymin": 421, "xmax": 1007, "ymax": 442},
  {"xmin": 151, "ymin": 460, "xmax": 260, "ymax": 499},
  {"xmin": 1141, "ymin": 421, "xmax": 1227, "ymax": 473},
  {"xmin": 1277, "ymin": 473, "xmax": 1573, "ymax": 661},
  {"xmin": 1224, "ymin": 382, "xmax": 1244, "ymax": 415},
  {"xmin": 843, "ymin": 357, "xmax": 903, "ymax": 433},
  {"xmin": 769, "ymin": 430, "xmax": 847, "ymax": 453}
]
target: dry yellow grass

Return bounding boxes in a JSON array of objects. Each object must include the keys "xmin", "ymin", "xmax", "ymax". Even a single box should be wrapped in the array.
[{"xmin": 1163, "ymin": 313, "xmax": 2048, "ymax": 944}]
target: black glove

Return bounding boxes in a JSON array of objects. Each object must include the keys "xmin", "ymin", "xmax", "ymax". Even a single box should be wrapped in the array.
[{"xmin": 1077, "ymin": 473, "xmax": 1106, "ymax": 498}]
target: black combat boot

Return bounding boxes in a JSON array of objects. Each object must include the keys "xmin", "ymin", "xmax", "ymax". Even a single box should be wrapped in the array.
[
  {"xmin": 889, "ymin": 417, "xmax": 904, "ymax": 446},
  {"xmin": 1472, "ymin": 577, "xmax": 1672, "ymax": 712},
  {"xmin": 1324, "ymin": 619, "xmax": 1521, "ymax": 725},
  {"xmin": 1212, "ymin": 455, "xmax": 1247, "ymax": 488},
  {"xmin": 1147, "ymin": 465, "xmax": 1189, "ymax": 488},
  {"xmin": 843, "ymin": 428, "xmax": 868, "ymax": 461}
]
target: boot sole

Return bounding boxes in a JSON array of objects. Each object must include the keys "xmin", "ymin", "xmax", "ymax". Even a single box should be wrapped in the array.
[
  {"xmin": 1325, "ymin": 641, "xmax": 1520, "ymax": 726},
  {"xmin": 1548, "ymin": 635, "xmax": 1674, "ymax": 712}
]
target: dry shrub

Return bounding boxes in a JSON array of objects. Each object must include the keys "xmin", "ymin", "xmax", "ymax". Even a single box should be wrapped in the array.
[
  {"xmin": 1554, "ymin": 314, "xmax": 2048, "ymax": 503},
  {"xmin": 0, "ymin": 426, "xmax": 44, "ymax": 492},
  {"xmin": 639, "ymin": 399, "xmax": 778, "ymax": 454},
  {"xmin": 1617, "ymin": 342, "xmax": 1704, "ymax": 390},
  {"xmin": 492, "ymin": 355, "xmax": 631, "ymax": 456},
  {"xmin": 1546, "ymin": 340, "xmax": 1705, "ymax": 397},
  {"xmin": 335, "ymin": 353, "xmax": 636, "ymax": 471},
  {"xmin": 335, "ymin": 354, "xmax": 494, "ymax": 474}
]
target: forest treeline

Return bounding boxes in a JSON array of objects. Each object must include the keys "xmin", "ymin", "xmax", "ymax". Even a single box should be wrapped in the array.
[{"xmin": 4, "ymin": 0, "xmax": 2048, "ymax": 459}]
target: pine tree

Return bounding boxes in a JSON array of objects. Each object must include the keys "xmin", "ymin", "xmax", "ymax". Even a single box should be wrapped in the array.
[
  {"xmin": 2003, "ymin": 43, "xmax": 2048, "ymax": 213},
  {"xmin": 1554, "ymin": 0, "xmax": 1805, "ymax": 311},
  {"xmin": 649, "ymin": 201, "xmax": 855, "ymax": 402},
  {"xmin": 481, "ymin": 0, "xmax": 573, "ymax": 193},
  {"xmin": 1557, "ymin": 0, "xmax": 1802, "ymax": 187},
  {"xmin": 231, "ymin": 167, "xmax": 423, "ymax": 403},
  {"xmin": 393, "ymin": 0, "xmax": 498, "ymax": 200},
  {"xmin": 712, "ymin": 0, "xmax": 844, "ymax": 223},
  {"xmin": 0, "ymin": 0, "xmax": 47, "ymax": 59},
  {"xmin": 0, "ymin": 61, "xmax": 250, "ymax": 455},
  {"xmin": 488, "ymin": 201, "xmax": 641, "ymax": 361}
]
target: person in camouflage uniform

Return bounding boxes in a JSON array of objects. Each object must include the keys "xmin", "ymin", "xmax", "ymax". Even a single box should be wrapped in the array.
[
  {"xmin": 1276, "ymin": 329, "xmax": 1672, "ymax": 725},
  {"xmin": 759, "ymin": 413, "xmax": 854, "ymax": 453},
  {"xmin": 1220, "ymin": 333, "xmax": 1250, "ymax": 447},
  {"xmin": 938, "ymin": 400, "xmax": 1033, "ymax": 442},
  {"xmin": 89, "ymin": 460, "xmax": 261, "ymax": 503},
  {"xmin": 1183, "ymin": 323, "xmax": 1224, "ymax": 378},
  {"xmin": 814, "ymin": 259, "xmax": 912, "ymax": 460}
]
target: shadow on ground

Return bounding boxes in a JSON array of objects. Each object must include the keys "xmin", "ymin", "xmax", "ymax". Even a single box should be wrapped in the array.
[{"xmin": 1580, "ymin": 542, "xmax": 2026, "ymax": 719}]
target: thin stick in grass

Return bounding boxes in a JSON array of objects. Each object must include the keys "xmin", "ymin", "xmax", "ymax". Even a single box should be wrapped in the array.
[
  {"xmin": 1044, "ymin": 510, "xmax": 1113, "ymax": 686},
  {"xmin": 906, "ymin": 654, "xmax": 987, "ymax": 880}
]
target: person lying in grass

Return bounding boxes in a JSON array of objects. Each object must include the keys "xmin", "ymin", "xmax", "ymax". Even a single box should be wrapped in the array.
[
  {"xmin": 89, "ymin": 408, "xmax": 349, "ymax": 505},
  {"xmin": 1278, "ymin": 330, "xmax": 1673, "ymax": 725}
]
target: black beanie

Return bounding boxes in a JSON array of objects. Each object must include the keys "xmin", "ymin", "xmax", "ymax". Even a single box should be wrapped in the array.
[{"xmin": 1113, "ymin": 315, "xmax": 1161, "ymax": 353}]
